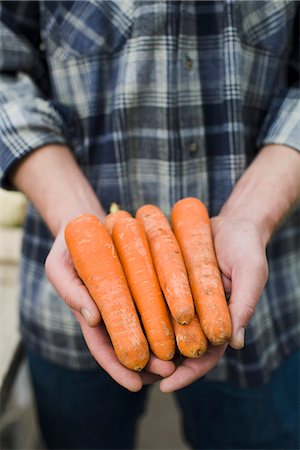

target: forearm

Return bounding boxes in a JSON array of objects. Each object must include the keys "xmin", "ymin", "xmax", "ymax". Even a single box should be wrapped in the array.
[
  {"xmin": 10, "ymin": 144, "xmax": 106, "ymax": 236},
  {"xmin": 220, "ymin": 145, "xmax": 300, "ymax": 245}
]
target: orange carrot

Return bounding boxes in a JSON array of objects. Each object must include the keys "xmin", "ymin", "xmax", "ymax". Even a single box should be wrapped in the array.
[
  {"xmin": 65, "ymin": 214, "xmax": 150, "ymax": 371},
  {"xmin": 171, "ymin": 198, "xmax": 232, "ymax": 345},
  {"xmin": 104, "ymin": 204, "xmax": 132, "ymax": 235},
  {"xmin": 172, "ymin": 314, "xmax": 207, "ymax": 358},
  {"xmin": 136, "ymin": 204, "xmax": 195, "ymax": 325},
  {"xmin": 112, "ymin": 217, "xmax": 175, "ymax": 361}
]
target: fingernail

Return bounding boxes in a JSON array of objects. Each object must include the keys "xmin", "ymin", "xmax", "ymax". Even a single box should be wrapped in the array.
[
  {"xmin": 236, "ymin": 327, "xmax": 245, "ymax": 348},
  {"xmin": 81, "ymin": 307, "xmax": 92, "ymax": 324}
]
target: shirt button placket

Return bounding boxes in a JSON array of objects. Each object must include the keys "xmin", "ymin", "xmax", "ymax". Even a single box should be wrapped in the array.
[
  {"xmin": 183, "ymin": 54, "xmax": 199, "ymax": 156},
  {"xmin": 184, "ymin": 55, "xmax": 193, "ymax": 71},
  {"xmin": 187, "ymin": 141, "xmax": 198, "ymax": 155}
]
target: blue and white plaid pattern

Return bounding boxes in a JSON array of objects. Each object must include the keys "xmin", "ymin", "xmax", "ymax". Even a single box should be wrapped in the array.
[{"xmin": 0, "ymin": 1, "xmax": 299, "ymax": 386}]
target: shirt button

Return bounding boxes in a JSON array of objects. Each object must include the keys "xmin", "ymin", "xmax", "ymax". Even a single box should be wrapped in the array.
[
  {"xmin": 187, "ymin": 141, "xmax": 198, "ymax": 154},
  {"xmin": 184, "ymin": 56, "xmax": 193, "ymax": 71}
]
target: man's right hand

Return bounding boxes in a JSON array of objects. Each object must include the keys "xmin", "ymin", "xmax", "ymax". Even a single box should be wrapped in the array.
[
  {"xmin": 45, "ymin": 228, "xmax": 176, "ymax": 391},
  {"xmin": 10, "ymin": 144, "xmax": 175, "ymax": 391}
]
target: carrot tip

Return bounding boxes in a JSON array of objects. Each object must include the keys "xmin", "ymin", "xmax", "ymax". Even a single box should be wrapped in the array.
[
  {"xmin": 173, "ymin": 309, "xmax": 195, "ymax": 326},
  {"xmin": 191, "ymin": 349, "xmax": 206, "ymax": 358},
  {"xmin": 177, "ymin": 318, "xmax": 192, "ymax": 325},
  {"xmin": 165, "ymin": 350, "xmax": 176, "ymax": 361},
  {"xmin": 210, "ymin": 336, "xmax": 230, "ymax": 346}
]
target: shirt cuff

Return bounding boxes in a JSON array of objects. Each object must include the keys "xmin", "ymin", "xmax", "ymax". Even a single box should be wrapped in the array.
[
  {"xmin": 257, "ymin": 88, "xmax": 300, "ymax": 153},
  {"xmin": 0, "ymin": 97, "xmax": 76, "ymax": 189}
]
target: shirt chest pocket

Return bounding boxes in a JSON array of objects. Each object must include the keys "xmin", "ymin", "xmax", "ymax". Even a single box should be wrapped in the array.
[
  {"xmin": 236, "ymin": 0, "xmax": 296, "ymax": 56},
  {"xmin": 43, "ymin": 0, "xmax": 135, "ymax": 59}
]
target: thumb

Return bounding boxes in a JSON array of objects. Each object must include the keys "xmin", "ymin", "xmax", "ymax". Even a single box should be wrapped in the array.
[
  {"xmin": 229, "ymin": 257, "xmax": 268, "ymax": 349},
  {"xmin": 45, "ymin": 246, "xmax": 101, "ymax": 327}
]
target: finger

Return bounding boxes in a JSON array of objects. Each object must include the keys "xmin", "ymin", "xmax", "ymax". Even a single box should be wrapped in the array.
[
  {"xmin": 229, "ymin": 257, "xmax": 268, "ymax": 349},
  {"xmin": 144, "ymin": 355, "xmax": 176, "ymax": 378},
  {"xmin": 45, "ymin": 236, "xmax": 101, "ymax": 327},
  {"xmin": 160, "ymin": 344, "xmax": 227, "ymax": 393},
  {"xmin": 221, "ymin": 273, "xmax": 231, "ymax": 300},
  {"xmin": 74, "ymin": 311, "xmax": 143, "ymax": 392}
]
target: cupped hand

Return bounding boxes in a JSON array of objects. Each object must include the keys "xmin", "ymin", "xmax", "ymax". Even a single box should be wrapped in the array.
[
  {"xmin": 45, "ymin": 229, "xmax": 176, "ymax": 392},
  {"xmin": 160, "ymin": 215, "xmax": 269, "ymax": 393}
]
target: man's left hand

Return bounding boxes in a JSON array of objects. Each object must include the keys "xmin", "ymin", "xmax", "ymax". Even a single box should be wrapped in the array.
[{"xmin": 160, "ymin": 215, "xmax": 268, "ymax": 392}]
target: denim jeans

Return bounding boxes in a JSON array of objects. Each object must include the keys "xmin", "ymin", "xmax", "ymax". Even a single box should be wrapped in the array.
[{"xmin": 27, "ymin": 349, "xmax": 300, "ymax": 450}]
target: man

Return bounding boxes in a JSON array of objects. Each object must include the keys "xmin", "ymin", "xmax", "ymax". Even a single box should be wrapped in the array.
[{"xmin": 0, "ymin": 1, "xmax": 299, "ymax": 449}]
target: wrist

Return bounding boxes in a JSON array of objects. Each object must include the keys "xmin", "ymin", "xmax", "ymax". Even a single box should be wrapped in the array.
[
  {"xmin": 219, "ymin": 200, "xmax": 273, "ymax": 248},
  {"xmin": 43, "ymin": 180, "xmax": 107, "ymax": 236},
  {"xmin": 219, "ymin": 144, "xmax": 300, "ymax": 247},
  {"xmin": 11, "ymin": 144, "xmax": 106, "ymax": 236},
  {"xmin": 53, "ymin": 209, "xmax": 106, "ymax": 237}
]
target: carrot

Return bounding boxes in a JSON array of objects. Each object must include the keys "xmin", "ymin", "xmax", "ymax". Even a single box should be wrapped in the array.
[
  {"xmin": 65, "ymin": 214, "xmax": 150, "ymax": 371},
  {"xmin": 112, "ymin": 217, "xmax": 175, "ymax": 361},
  {"xmin": 104, "ymin": 204, "xmax": 132, "ymax": 235},
  {"xmin": 136, "ymin": 204, "xmax": 195, "ymax": 325},
  {"xmin": 171, "ymin": 198, "xmax": 232, "ymax": 345},
  {"xmin": 172, "ymin": 314, "xmax": 207, "ymax": 358}
]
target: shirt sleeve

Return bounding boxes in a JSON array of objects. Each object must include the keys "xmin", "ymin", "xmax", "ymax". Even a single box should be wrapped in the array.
[
  {"xmin": 0, "ymin": 1, "xmax": 74, "ymax": 189},
  {"xmin": 256, "ymin": 7, "xmax": 300, "ymax": 154}
]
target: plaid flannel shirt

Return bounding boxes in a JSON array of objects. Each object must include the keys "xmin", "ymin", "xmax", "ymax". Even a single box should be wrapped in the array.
[{"xmin": 0, "ymin": 1, "xmax": 299, "ymax": 387}]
